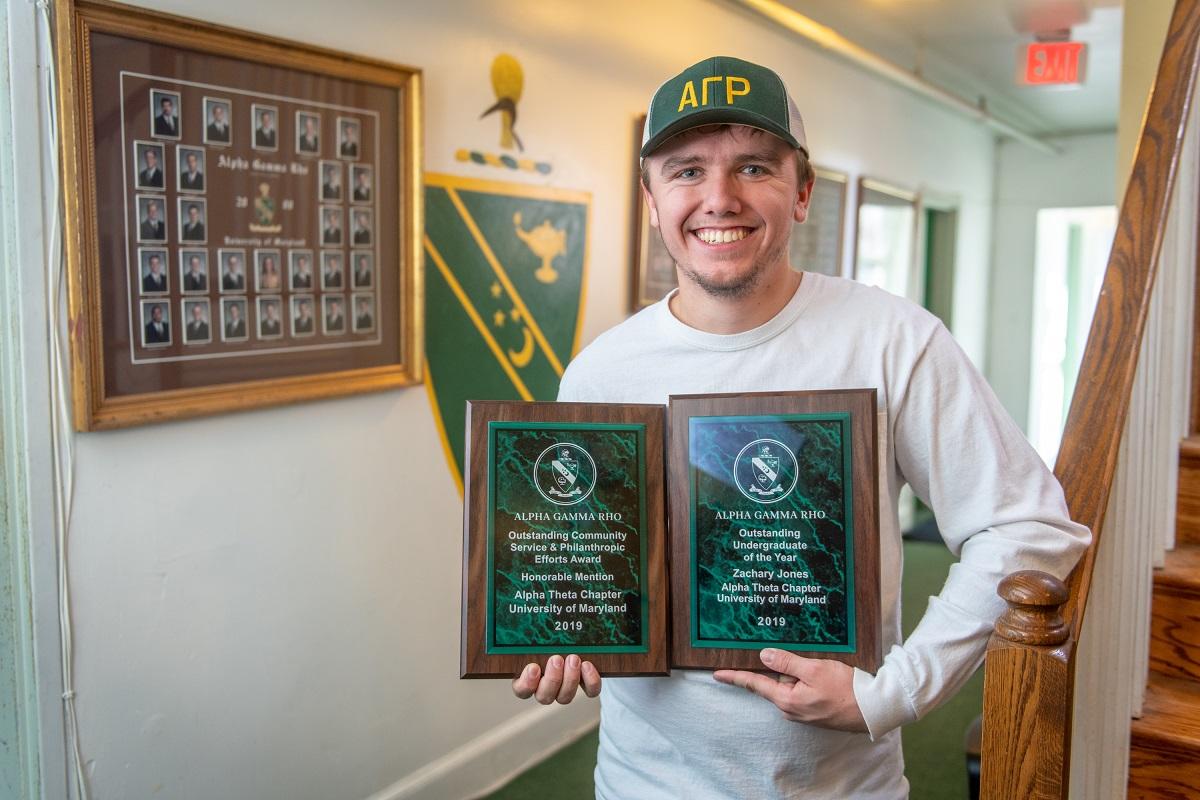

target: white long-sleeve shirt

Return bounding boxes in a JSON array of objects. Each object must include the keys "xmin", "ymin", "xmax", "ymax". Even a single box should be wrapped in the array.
[{"xmin": 557, "ymin": 273, "xmax": 1090, "ymax": 799}]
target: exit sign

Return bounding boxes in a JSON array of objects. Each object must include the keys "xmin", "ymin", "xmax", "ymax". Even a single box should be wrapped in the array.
[{"xmin": 1019, "ymin": 42, "xmax": 1087, "ymax": 86}]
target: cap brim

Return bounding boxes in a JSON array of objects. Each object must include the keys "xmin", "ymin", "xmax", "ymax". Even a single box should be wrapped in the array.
[{"xmin": 640, "ymin": 107, "xmax": 803, "ymax": 159}]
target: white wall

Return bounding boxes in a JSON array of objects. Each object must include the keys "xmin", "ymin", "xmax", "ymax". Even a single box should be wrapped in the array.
[
  {"xmin": 985, "ymin": 132, "xmax": 1117, "ymax": 430},
  {"xmin": 13, "ymin": 1, "xmax": 1002, "ymax": 798}
]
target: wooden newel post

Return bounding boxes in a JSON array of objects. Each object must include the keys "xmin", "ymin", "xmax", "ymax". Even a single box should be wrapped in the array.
[
  {"xmin": 994, "ymin": 571, "xmax": 1070, "ymax": 646},
  {"xmin": 981, "ymin": 570, "xmax": 1075, "ymax": 800}
]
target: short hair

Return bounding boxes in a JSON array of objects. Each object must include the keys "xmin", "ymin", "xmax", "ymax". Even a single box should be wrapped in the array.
[{"xmin": 188, "ymin": 204, "xmax": 199, "ymax": 213}]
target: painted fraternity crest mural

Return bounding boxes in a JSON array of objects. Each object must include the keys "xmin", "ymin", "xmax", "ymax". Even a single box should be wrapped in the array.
[{"xmin": 425, "ymin": 173, "xmax": 590, "ymax": 489}]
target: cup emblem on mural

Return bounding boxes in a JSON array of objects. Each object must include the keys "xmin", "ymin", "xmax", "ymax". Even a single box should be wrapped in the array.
[
  {"xmin": 534, "ymin": 442, "xmax": 596, "ymax": 505},
  {"xmin": 734, "ymin": 439, "xmax": 798, "ymax": 503}
]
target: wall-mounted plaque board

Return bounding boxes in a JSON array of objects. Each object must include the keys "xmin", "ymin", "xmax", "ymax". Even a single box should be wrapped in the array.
[
  {"xmin": 853, "ymin": 178, "xmax": 918, "ymax": 301},
  {"xmin": 788, "ymin": 168, "xmax": 848, "ymax": 278},
  {"xmin": 56, "ymin": 0, "xmax": 423, "ymax": 430},
  {"xmin": 461, "ymin": 401, "xmax": 668, "ymax": 677},
  {"xmin": 668, "ymin": 390, "xmax": 881, "ymax": 671}
]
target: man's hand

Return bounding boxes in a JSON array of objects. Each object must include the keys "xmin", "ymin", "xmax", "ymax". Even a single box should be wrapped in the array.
[
  {"xmin": 511, "ymin": 655, "xmax": 602, "ymax": 704},
  {"xmin": 713, "ymin": 648, "xmax": 867, "ymax": 733}
]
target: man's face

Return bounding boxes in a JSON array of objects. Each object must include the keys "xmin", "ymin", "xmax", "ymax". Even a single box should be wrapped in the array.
[
  {"xmin": 330, "ymin": 301, "xmax": 341, "ymax": 316},
  {"xmin": 191, "ymin": 305, "xmax": 203, "ymax": 322},
  {"xmin": 146, "ymin": 203, "xmax": 159, "ymax": 221},
  {"xmin": 642, "ymin": 125, "xmax": 810, "ymax": 298},
  {"xmin": 299, "ymin": 257, "xmax": 310, "ymax": 273},
  {"xmin": 355, "ymin": 213, "xmax": 367, "ymax": 229},
  {"xmin": 344, "ymin": 126, "xmax": 357, "ymax": 142},
  {"xmin": 327, "ymin": 212, "xmax": 338, "ymax": 228},
  {"xmin": 229, "ymin": 303, "xmax": 241, "ymax": 321},
  {"xmin": 261, "ymin": 112, "xmax": 273, "ymax": 129},
  {"xmin": 188, "ymin": 206, "xmax": 200, "ymax": 223},
  {"xmin": 357, "ymin": 172, "xmax": 368, "ymax": 188},
  {"xmin": 151, "ymin": 306, "xmax": 163, "ymax": 322},
  {"xmin": 148, "ymin": 256, "xmax": 162, "ymax": 275},
  {"xmin": 228, "ymin": 256, "xmax": 241, "ymax": 274},
  {"xmin": 145, "ymin": 149, "xmax": 158, "ymax": 169},
  {"xmin": 299, "ymin": 302, "xmax": 311, "ymax": 319},
  {"xmin": 213, "ymin": 105, "xmax": 226, "ymax": 124},
  {"xmin": 326, "ymin": 169, "xmax": 339, "ymax": 186},
  {"xmin": 358, "ymin": 300, "xmax": 368, "ymax": 314},
  {"xmin": 264, "ymin": 257, "xmax": 275, "ymax": 271},
  {"xmin": 305, "ymin": 118, "xmax": 316, "ymax": 135},
  {"xmin": 189, "ymin": 256, "xmax": 201, "ymax": 274},
  {"xmin": 186, "ymin": 154, "xmax": 198, "ymax": 171},
  {"xmin": 161, "ymin": 99, "xmax": 173, "ymax": 117},
  {"xmin": 266, "ymin": 304, "xmax": 278, "ymax": 320}
]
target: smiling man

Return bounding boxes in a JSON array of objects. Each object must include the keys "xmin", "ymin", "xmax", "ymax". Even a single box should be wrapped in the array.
[{"xmin": 510, "ymin": 56, "xmax": 1089, "ymax": 799}]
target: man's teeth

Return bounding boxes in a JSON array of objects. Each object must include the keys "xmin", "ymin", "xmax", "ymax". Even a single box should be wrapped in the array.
[{"xmin": 696, "ymin": 228, "xmax": 749, "ymax": 244}]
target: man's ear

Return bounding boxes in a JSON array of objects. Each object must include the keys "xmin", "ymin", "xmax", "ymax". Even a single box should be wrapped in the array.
[
  {"xmin": 794, "ymin": 176, "xmax": 816, "ymax": 224},
  {"xmin": 642, "ymin": 183, "xmax": 660, "ymax": 229}
]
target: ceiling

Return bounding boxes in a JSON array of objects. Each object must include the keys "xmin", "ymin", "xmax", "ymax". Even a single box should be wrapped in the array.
[{"xmin": 773, "ymin": 0, "xmax": 1123, "ymax": 136}]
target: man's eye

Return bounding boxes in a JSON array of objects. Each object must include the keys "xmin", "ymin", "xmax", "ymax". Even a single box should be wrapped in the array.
[
  {"xmin": 742, "ymin": 164, "xmax": 765, "ymax": 175},
  {"xmin": 678, "ymin": 168, "xmax": 700, "ymax": 179}
]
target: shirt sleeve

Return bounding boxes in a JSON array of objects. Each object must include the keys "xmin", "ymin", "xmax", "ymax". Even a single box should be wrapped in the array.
[{"xmin": 852, "ymin": 322, "xmax": 1091, "ymax": 739}]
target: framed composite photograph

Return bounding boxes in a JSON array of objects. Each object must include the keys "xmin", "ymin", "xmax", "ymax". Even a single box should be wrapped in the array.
[{"xmin": 55, "ymin": 0, "xmax": 423, "ymax": 430}]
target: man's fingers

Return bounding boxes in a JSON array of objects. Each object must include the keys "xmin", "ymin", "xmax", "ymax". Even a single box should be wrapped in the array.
[
  {"xmin": 556, "ymin": 654, "xmax": 583, "ymax": 703},
  {"xmin": 713, "ymin": 669, "xmax": 788, "ymax": 705},
  {"xmin": 534, "ymin": 655, "xmax": 565, "ymax": 704},
  {"xmin": 581, "ymin": 661, "xmax": 602, "ymax": 698},
  {"xmin": 512, "ymin": 663, "xmax": 540, "ymax": 699},
  {"xmin": 760, "ymin": 648, "xmax": 814, "ymax": 682}
]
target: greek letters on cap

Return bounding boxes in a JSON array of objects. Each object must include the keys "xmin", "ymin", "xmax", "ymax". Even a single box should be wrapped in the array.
[{"xmin": 677, "ymin": 75, "xmax": 751, "ymax": 112}]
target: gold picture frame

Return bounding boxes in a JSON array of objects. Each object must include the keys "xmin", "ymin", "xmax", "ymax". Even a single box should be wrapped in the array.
[{"xmin": 56, "ymin": 0, "xmax": 424, "ymax": 430}]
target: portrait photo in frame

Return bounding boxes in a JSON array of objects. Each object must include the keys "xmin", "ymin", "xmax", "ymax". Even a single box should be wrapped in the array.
[{"xmin": 56, "ymin": 0, "xmax": 423, "ymax": 430}]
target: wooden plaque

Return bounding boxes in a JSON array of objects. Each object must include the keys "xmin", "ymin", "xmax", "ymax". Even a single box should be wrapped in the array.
[
  {"xmin": 668, "ymin": 390, "xmax": 881, "ymax": 671},
  {"xmin": 461, "ymin": 401, "xmax": 669, "ymax": 678}
]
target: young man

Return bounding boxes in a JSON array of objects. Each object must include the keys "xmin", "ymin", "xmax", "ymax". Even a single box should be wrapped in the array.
[
  {"xmin": 206, "ymin": 102, "xmax": 231, "ymax": 144},
  {"xmin": 510, "ymin": 56, "xmax": 1090, "ymax": 798},
  {"xmin": 138, "ymin": 147, "xmax": 163, "ymax": 189},
  {"xmin": 180, "ymin": 151, "xmax": 204, "ymax": 191}
]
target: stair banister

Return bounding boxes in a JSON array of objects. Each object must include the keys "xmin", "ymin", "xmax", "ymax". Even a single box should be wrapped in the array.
[{"xmin": 979, "ymin": 1, "xmax": 1200, "ymax": 797}]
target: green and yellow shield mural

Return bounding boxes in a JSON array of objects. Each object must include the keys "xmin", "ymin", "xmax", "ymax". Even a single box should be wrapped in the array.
[{"xmin": 425, "ymin": 173, "xmax": 590, "ymax": 491}]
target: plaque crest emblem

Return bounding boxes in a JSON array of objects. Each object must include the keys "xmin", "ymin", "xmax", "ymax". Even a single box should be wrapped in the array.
[
  {"xmin": 734, "ymin": 438, "xmax": 798, "ymax": 503},
  {"xmin": 534, "ymin": 442, "xmax": 596, "ymax": 506}
]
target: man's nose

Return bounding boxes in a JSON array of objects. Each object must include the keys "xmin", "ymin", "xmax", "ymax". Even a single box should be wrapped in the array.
[{"xmin": 701, "ymin": 172, "xmax": 742, "ymax": 216}]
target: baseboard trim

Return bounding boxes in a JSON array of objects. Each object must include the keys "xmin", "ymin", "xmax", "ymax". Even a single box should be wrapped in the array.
[{"xmin": 366, "ymin": 701, "xmax": 600, "ymax": 800}]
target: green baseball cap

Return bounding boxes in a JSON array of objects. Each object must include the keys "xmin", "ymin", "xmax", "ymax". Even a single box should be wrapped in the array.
[{"xmin": 641, "ymin": 55, "xmax": 807, "ymax": 160}]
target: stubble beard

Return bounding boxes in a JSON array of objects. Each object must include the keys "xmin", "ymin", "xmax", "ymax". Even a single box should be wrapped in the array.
[{"xmin": 667, "ymin": 235, "xmax": 788, "ymax": 299}]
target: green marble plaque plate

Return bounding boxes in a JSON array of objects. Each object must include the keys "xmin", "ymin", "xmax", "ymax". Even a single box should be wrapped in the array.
[
  {"xmin": 689, "ymin": 414, "xmax": 854, "ymax": 652},
  {"xmin": 487, "ymin": 422, "xmax": 649, "ymax": 653}
]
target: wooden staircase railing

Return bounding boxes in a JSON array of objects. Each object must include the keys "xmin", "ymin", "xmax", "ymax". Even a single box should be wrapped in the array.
[{"xmin": 980, "ymin": 1, "xmax": 1200, "ymax": 796}]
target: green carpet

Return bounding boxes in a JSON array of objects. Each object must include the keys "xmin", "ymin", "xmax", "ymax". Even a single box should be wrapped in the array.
[{"xmin": 482, "ymin": 540, "xmax": 980, "ymax": 799}]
